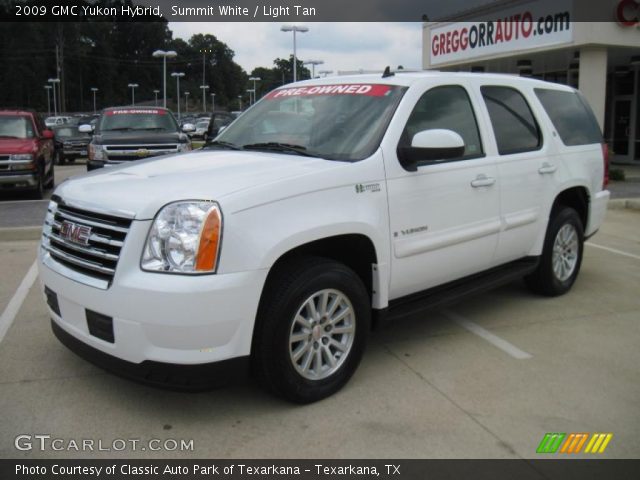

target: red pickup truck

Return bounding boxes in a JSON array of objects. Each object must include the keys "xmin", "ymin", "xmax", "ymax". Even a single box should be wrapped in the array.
[{"xmin": 0, "ymin": 110, "xmax": 55, "ymax": 198}]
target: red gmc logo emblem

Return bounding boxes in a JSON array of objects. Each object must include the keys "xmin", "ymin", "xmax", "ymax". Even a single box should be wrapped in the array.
[{"xmin": 60, "ymin": 221, "xmax": 92, "ymax": 246}]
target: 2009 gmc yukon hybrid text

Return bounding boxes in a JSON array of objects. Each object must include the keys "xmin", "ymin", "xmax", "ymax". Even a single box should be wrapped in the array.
[{"xmin": 38, "ymin": 73, "xmax": 610, "ymax": 403}]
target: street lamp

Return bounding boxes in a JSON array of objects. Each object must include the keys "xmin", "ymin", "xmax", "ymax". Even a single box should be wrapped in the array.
[
  {"xmin": 237, "ymin": 95, "xmax": 242, "ymax": 111},
  {"xmin": 210, "ymin": 93, "xmax": 216, "ymax": 112},
  {"xmin": 200, "ymin": 85, "xmax": 209, "ymax": 112},
  {"xmin": 246, "ymin": 89, "xmax": 255, "ymax": 105},
  {"xmin": 153, "ymin": 89, "xmax": 160, "ymax": 106},
  {"xmin": 48, "ymin": 78, "xmax": 60, "ymax": 116},
  {"xmin": 152, "ymin": 49, "xmax": 177, "ymax": 108},
  {"xmin": 248, "ymin": 76, "xmax": 261, "ymax": 103},
  {"xmin": 318, "ymin": 70, "xmax": 334, "ymax": 77},
  {"xmin": 303, "ymin": 60, "xmax": 324, "ymax": 79},
  {"xmin": 171, "ymin": 72, "xmax": 185, "ymax": 119},
  {"xmin": 280, "ymin": 24, "xmax": 308, "ymax": 83},
  {"xmin": 44, "ymin": 85, "xmax": 52, "ymax": 116},
  {"xmin": 90, "ymin": 87, "xmax": 98, "ymax": 114},
  {"xmin": 185, "ymin": 91, "xmax": 190, "ymax": 113},
  {"xmin": 127, "ymin": 83, "xmax": 138, "ymax": 106}
]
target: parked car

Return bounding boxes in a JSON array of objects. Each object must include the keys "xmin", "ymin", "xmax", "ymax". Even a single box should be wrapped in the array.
[
  {"xmin": 84, "ymin": 106, "xmax": 192, "ymax": 170},
  {"xmin": 52, "ymin": 124, "xmax": 92, "ymax": 164},
  {"xmin": 45, "ymin": 116, "xmax": 71, "ymax": 128},
  {"xmin": 39, "ymin": 73, "xmax": 609, "ymax": 403},
  {"xmin": 204, "ymin": 111, "xmax": 236, "ymax": 143},
  {"xmin": 189, "ymin": 119, "xmax": 210, "ymax": 140},
  {"xmin": 0, "ymin": 109, "xmax": 55, "ymax": 198}
]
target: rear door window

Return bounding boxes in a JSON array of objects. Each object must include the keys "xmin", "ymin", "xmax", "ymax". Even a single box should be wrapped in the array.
[
  {"xmin": 534, "ymin": 88, "xmax": 602, "ymax": 146},
  {"xmin": 481, "ymin": 86, "xmax": 542, "ymax": 155}
]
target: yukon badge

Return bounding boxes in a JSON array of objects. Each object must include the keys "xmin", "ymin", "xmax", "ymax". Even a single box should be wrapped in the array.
[
  {"xmin": 355, "ymin": 183, "xmax": 381, "ymax": 194},
  {"xmin": 60, "ymin": 221, "xmax": 92, "ymax": 246}
]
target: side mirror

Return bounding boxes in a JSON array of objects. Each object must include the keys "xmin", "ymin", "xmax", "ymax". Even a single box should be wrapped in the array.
[
  {"xmin": 42, "ymin": 130, "xmax": 54, "ymax": 139},
  {"xmin": 78, "ymin": 124, "xmax": 93, "ymax": 133},
  {"xmin": 182, "ymin": 123, "xmax": 195, "ymax": 133},
  {"xmin": 397, "ymin": 129, "xmax": 465, "ymax": 171}
]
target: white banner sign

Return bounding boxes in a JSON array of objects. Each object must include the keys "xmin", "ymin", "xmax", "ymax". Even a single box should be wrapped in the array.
[{"xmin": 429, "ymin": 0, "xmax": 574, "ymax": 66}]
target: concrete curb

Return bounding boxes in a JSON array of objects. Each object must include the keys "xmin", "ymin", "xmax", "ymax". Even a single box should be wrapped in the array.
[
  {"xmin": 0, "ymin": 226, "xmax": 42, "ymax": 242},
  {"xmin": 608, "ymin": 198, "xmax": 640, "ymax": 211}
]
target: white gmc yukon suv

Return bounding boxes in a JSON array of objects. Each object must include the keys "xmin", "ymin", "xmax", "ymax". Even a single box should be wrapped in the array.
[{"xmin": 39, "ymin": 72, "xmax": 610, "ymax": 403}]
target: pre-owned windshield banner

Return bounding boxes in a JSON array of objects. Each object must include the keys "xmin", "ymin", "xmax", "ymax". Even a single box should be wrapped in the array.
[{"xmin": 0, "ymin": 0, "xmax": 628, "ymax": 21}]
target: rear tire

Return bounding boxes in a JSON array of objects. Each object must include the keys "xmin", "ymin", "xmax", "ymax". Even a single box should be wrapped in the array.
[
  {"xmin": 525, "ymin": 206, "xmax": 584, "ymax": 296},
  {"xmin": 44, "ymin": 162, "xmax": 55, "ymax": 190},
  {"xmin": 253, "ymin": 257, "xmax": 370, "ymax": 403}
]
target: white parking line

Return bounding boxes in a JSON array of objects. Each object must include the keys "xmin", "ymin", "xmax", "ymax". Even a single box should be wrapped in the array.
[
  {"xmin": 586, "ymin": 243, "xmax": 640, "ymax": 261},
  {"xmin": 0, "ymin": 260, "xmax": 38, "ymax": 344},
  {"xmin": 442, "ymin": 310, "xmax": 533, "ymax": 360}
]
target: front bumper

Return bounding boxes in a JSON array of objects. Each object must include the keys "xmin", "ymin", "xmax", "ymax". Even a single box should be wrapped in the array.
[
  {"xmin": 38, "ymin": 220, "xmax": 268, "ymax": 385},
  {"xmin": 0, "ymin": 172, "xmax": 38, "ymax": 187}
]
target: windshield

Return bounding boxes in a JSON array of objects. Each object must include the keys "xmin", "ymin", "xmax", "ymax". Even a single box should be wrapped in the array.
[
  {"xmin": 216, "ymin": 83, "xmax": 406, "ymax": 161},
  {"xmin": 99, "ymin": 109, "xmax": 178, "ymax": 132},
  {"xmin": 54, "ymin": 126, "xmax": 86, "ymax": 138},
  {"xmin": 0, "ymin": 116, "xmax": 35, "ymax": 139}
]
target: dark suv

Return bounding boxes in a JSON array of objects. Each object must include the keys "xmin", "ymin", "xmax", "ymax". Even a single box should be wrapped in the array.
[
  {"xmin": 86, "ymin": 107, "xmax": 192, "ymax": 170},
  {"xmin": 0, "ymin": 110, "xmax": 55, "ymax": 198}
]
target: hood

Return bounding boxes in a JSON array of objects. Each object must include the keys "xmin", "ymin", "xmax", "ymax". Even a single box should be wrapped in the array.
[
  {"xmin": 93, "ymin": 131, "xmax": 185, "ymax": 145},
  {"xmin": 54, "ymin": 149, "xmax": 341, "ymax": 219},
  {"xmin": 0, "ymin": 137, "xmax": 36, "ymax": 154}
]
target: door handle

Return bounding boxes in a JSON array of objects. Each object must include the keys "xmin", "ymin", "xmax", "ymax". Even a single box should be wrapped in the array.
[
  {"xmin": 538, "ymin": 163, "xmax": 557, "ymax": 175},
  {"xmin": 471, "ymin": 174, "xmax": 496, "ymax": 188}
]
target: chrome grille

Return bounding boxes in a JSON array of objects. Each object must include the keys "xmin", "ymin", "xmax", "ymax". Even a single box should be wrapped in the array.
[
  {"xmin": 103, "ymin": 143, "xmax": 179, "ymax": 163},
  {"xmin": 42, "ymin": 198, "xmax": 133, "ymax": 287}
]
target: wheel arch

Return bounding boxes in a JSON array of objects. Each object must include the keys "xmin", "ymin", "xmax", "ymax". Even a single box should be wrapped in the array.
[{"xmin": 551, "ymin": 185, "xmax": 590, "ymax": 230}]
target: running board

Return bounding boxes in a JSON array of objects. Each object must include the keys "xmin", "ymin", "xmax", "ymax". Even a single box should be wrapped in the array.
[{"xmin": 384, "ymin": 257, "xmax": 540, "ymax": 322}]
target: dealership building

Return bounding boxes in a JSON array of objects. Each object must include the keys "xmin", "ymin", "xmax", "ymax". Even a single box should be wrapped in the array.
[{"xmin": 423, "ymin": 0, "xmax": 640, "ymax": 164}]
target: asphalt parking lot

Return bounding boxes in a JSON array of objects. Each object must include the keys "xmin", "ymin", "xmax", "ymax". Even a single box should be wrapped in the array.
[{"xmin": 0, "ymin": 171, "xmax": 639, "ymax": 459}]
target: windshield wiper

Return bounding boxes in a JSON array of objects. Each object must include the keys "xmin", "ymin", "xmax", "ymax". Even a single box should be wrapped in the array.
[
  {"xmin": 101, "ymin": 127, "xmax": 134, "ymax": 132},
  {"xmin": 242, "ymin": 142, "xmax": 321, "ymax": 158},
  {"xmin": 202, "ymin": 140, "xmax": 243, "ymax": 150},
  {"xmin": 132, "ymin": 127, "xmax": 166, "ymax": 131}
]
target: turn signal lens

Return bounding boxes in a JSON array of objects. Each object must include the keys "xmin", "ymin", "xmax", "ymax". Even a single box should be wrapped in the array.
[{"xmin": 195, "ymin": 207, "xmax": 221, "ymax": 271}]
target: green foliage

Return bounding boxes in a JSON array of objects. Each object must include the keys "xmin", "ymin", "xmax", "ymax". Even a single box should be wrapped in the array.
[{"xmin": 609, "ymin": 168, "xmax": 626, "ymax": 182}]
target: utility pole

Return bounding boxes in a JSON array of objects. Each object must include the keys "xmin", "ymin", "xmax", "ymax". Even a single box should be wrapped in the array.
[{"xmin": 56, "ymin": 23, "xmax": 66, "ymax": 114}]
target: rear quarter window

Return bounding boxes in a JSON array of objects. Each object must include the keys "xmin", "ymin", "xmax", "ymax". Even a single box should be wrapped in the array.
[{"xmin": 534, "ymin": 88, "xmax": 602, "ymax": 146}]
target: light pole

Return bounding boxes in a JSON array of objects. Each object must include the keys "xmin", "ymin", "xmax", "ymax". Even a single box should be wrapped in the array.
[
  {"xmin": 246, "ymin": 89, "xmax": 255, "ymax": 105},
  {"xmin": 248, "ymin": 76, "xmax": 261, "ymax": 103},
  {"xmin": 210, "ymin": 93, "xmax": 216, "ymax": 112},
  {"xmin": 44, "ymin": 85, "xmax": 52, "ymax": 116},
  {"xmin": 200, "ymin": 85, "xmax": 209, "ymax": 112},
  {"xmin": 237, "ymin": 95, "xmax": 242, "ymax": 111},
  {"xmin": 90, "ymin": 87, "xmax": 98, "ymax": 114},
  {"xmin": 171, "ymin": 72, "xmax": 184, "ymax": 119},
  {"xmin": 128, "ymin": 83, "xmax": 138, "ymax": 106},
  {"xmin": 280, "ymin": 24, "xmax": 308, "ymax": 83},
  {"xmin": 318, "ymin": 70, "xmax": 334, "ymax": 77},
  {"xmin": 153, "ymin": 89, "xmax": 160, "ymax": 106},
  {"xmin": 185, "ymin": 91, "xmax": 190, "ymax": 113},
  {"xmin": 152, "ymin": 49, "xmax": 177, "ymax": 108},
  {"xmin": 303, "ymin": 60, "xmax": 324, "ymax": 79},
  {"xmin": 48, "ymin": 78, "xmax": 60, "ymax": 116}
]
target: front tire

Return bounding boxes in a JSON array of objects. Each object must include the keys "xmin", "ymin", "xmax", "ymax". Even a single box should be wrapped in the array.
[
  {"xmin": 525, "ymin": 206, "xmax": 584, "ymax": 296},
  {"xmin": 253, "ymin": 257, "xmax": 370, "ymax": 403}
]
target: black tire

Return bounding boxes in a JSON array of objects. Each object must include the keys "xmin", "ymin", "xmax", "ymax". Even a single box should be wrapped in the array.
[
  {"xmin": 31, "ymin": 173, "xmax": 44, "ymax": 200},
  {"xmin": 253, "ymin": 256, "xmax": 370, "ymax": 403},
  {"xmin": 525, "ymin": 206, "xmax": 584, "ymax": 296},
  {"xmin": 55, "ymin": 151, "xmax": 64, "ymax": 165},
  {"xmin": 44, "ymin": 162, "xmax": 55, "ymax": 190}
]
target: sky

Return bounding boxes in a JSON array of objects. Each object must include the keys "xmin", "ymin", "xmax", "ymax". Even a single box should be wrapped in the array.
[{"xmin": 169, "ymin": 22, "xmax": 424, "ymax": 75}]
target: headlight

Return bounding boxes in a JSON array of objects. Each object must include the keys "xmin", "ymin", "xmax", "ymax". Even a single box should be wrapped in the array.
[
  {"xmin": 10, "ymin": 154, "xmax": 33, "ymax": 160},
  {"xmin": 89, "ymin": 144, "xmax": 105, "ymax": 161},
  {"xmin": 177, "ymin": 142, "xmax": 192, "ymax": 152},
  {"xmin": 141, "ymin": 201, "xmax": 222, "ymax": 274}
]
